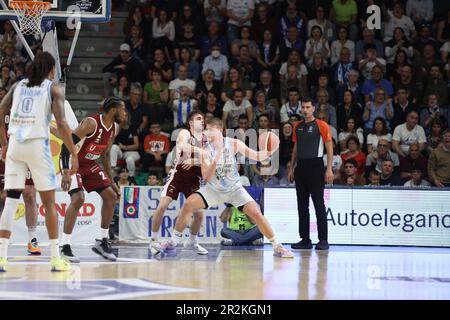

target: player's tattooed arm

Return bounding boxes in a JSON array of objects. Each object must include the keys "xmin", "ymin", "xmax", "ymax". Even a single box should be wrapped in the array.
[{"xmin": 0, "ymin": 82, "xmax": 17, "ymax": 148}]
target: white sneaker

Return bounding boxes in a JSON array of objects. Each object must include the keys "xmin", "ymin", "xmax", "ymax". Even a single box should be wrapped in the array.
[
  {"xmin": 184, "ymin": 241, "xmax": 208, "ymax": 255},
  {"xmin": 252, "ymin": 238, "xmax": 264, "ymax": 246}
]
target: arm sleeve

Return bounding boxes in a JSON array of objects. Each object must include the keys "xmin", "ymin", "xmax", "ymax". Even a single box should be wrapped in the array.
[{"xmin": 61, "ymin": 134, "xmax": 81, "ymax": 169}]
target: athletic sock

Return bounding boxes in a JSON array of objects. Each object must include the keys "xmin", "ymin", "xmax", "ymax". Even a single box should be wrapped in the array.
[
  {"xmin": 49, "ymin": 239, "xmax": 60, "ymax": 258},
  {"xmin": 169, "ymin": 230, "xmax": 183, "ymax": 246},
  {"xmin": 268, "ymin": 237, "xmax": 279, "ymax": 249},
  {"xmin": 100, "ymin": 228, "xmax": 109, "ymax": 240},
  {"xmin": 0, "ymin": 237, "xmax": 10, "ymax": 259},
  {"xmin": 189, "ymin": 234, "xmax": 197, "ymax": 243},
  {"xmin": 61, "ymin": 233, "xmax": 72, "ymax": 246},
  {"xmin": 151, "ymin": 231, "xmax": 159, "ymax": 241},
  {"xmin": 28, "ymin": 227, "xmax": 37, "ymax": 243}
]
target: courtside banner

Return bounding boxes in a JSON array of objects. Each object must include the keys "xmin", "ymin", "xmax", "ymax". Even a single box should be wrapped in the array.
[
  {"xmin": 119, "ymin": 186, "xmax": 225, "ymax": 243},
  {"xmin": 10, "ymin": 192, "xmax": 102, "ymax": 245},
  {"xmin": 265, "ymin": 187, "xmax": 450, "ymax": 247}
]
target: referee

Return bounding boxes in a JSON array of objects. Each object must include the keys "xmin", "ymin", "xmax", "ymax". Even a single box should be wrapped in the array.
[{"xmin": 288, "ymin": 98, "xmax": 334, "ymax": 250}]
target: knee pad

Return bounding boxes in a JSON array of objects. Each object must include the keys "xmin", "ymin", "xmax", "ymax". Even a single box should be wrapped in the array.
[{"xmin": 6, "ymin": 190, "xmax": 22, "ymax": 199}]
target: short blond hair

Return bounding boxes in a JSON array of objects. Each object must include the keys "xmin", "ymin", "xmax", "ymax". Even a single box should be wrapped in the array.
[{"xmin": 206, "ymin": 117, "xmax": 223, "ymax": 129}]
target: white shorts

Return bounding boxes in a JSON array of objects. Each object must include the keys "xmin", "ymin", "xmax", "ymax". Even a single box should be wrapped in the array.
[
  {"xmin": 196, "ymin": 184, "xmax": 254, "ymax": 209},
  {"xmin": 5, "ymin": 136, "xmax": 57, "ymax": 191}
]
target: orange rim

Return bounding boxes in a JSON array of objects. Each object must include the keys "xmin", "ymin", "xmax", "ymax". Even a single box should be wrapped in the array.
[{"xmin": 9, "ymin": 1, "xmax": 51, "ymax": 10}]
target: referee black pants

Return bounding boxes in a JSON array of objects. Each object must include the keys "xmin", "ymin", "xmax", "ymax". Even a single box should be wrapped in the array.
[{"xmin": 295, "ymin": 158, "xmax": 328, "ymax": 241}]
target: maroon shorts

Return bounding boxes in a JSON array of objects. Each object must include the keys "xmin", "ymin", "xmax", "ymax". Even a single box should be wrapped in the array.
[
  {"xmin": 161, "ymin": 173, "xmax": 201, "ymax": 200},
  {"xmin": 77, "ymin": 168, "xmax": 112, "ymax": 192}
]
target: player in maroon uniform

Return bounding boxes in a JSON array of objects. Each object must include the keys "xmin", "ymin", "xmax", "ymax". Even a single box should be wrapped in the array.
[
  {"xmin": 150, "ymin": 110, "xmax": 209, "ymax": 255},
  {"xmin": 0, "ymin": 113, "xmax": 41, "ymax": 255},
  {"xmin": 59, "ymin": 97, "xmax": 125, "ymax": 261}
]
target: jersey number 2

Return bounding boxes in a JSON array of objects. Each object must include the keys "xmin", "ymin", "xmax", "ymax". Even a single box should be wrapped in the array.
[{"xmin": 99, "ymin": 172, "xmax": 108, "ymax": 180}]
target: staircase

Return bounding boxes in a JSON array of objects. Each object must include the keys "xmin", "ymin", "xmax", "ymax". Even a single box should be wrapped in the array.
[{"xmin": 58, "ymin": 11, "xmax": 128, "ymax": 118}]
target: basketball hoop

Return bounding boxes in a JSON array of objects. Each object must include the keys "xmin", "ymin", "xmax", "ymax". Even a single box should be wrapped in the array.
[{"xmin": 9, "ymin": 1, "xmax": 51, "ymax": 35}]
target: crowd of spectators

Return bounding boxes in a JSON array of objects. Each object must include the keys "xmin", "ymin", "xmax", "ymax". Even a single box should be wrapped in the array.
[{"xmin": 1, "ymin": 0, "xmax": 450, "ymax": 189}]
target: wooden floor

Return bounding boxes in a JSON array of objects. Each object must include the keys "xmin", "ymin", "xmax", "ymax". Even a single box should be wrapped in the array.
[{"xmin": 0, "ymin": 244, "xmax": 449, "ymax": 300}]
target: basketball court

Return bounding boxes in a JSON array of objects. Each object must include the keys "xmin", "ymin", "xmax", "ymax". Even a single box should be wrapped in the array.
[{"xmin": 0, "ymin": 244, "xmax": 449, "ymax": 300}]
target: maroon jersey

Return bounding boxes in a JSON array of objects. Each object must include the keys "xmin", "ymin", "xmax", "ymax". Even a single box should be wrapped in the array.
[
  {"xmin": 171, "ymin": 130, "xmax": 207, "ymax": 181},
  {"xmin": 161, "ymin": 130, "xmax": 207, "ymax": 200},
  {"xmin": 77, "ymin": 114, "xmax": 118, "ymax": 175}
]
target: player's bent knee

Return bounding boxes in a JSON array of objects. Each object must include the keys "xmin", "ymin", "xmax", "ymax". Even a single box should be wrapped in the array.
[{"xmin": 71, "ymin": 192, "xmax": 85, "ymax": 209}]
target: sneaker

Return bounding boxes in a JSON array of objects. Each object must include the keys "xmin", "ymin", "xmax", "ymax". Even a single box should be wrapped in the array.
[
  {"xmin": 149, "ymin": 239, "xmax": 163, "ymax": 255},
  {"xmin": 156, "ymin": 241, "xmax": 177, "ymax": 254},
  {"xmin": 220, "ymin": 238, "xmax": 233, "ymax": 246},
  {"xmin": 291, "ymin": 239, "xmax": 313, "ymax": 250},
  {"xmin": 273, "ymin": 244, "xmax": 294, "ymax": 258},
  {"xmin": 92, "ymin": 238, "xmax": 117, "ymax": 261},
  {"xmin": 315, "ymin": 240, "xmax": 330, "ymax": 250},
  {"xmin": 27, "ymin": 238, "xmax": 42, "ymax": 255},
  {"xmin": 184, "ymin": 241, "xmax": 208, "ymax": 255},
  {"xmin": 51, "ymin": 256, "xmax": 71, "ymax": 272},
  {"xmin": 252, "ymin": 238, "xmax": 264, "ymax": 246},
  {"xmin": 61, "ymin": 244, "xmax": 80, "ymax": 263},
  {"xmin": 0, "ymin": 257, "xmax": 7, "ymax": 272}
]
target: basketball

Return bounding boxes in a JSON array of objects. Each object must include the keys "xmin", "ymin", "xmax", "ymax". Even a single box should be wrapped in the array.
[{"xmin": 258, "ymin": 131, "xmax": 280, "ymax": 153}]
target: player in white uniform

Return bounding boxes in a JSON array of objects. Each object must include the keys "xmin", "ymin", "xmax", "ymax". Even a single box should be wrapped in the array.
[
  {"xmin": 0, "ymin": 52, "xmax": 78, "ymax": 272},
  {"xmin": 159, "ymin": 118, "xmax": 294, "ymax": 258}
]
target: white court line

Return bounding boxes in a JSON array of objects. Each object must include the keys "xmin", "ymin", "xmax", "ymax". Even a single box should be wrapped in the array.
[{"xmin": 215, "ymin": 250, "xmax": 224, "ymax": 263}]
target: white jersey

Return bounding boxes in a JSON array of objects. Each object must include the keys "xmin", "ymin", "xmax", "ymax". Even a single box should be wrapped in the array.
[
  {"xmin": 206, "ymin": 137, "xmax": 241, "ymax": 192},
  {"xmin": 9, "ymin": 79, "xmax": 53, "ymax": 142}
]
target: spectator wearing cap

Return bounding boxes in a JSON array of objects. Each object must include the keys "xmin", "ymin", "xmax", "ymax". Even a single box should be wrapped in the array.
[
  {"xmin": 102, "ymin": 43, "xmax": 144, "ymax": 97},
  {"xmin": 379, "ymin": 159, "xmax": 403, "ymax": 186},
  {"xmin": 334, "ymin": 158, "xmax": 366, "ymax": 186},
  {"xmin": 428, "ymin": 131, "xmax": 450, "ymax": 187},
  {"xmin": 399, "ymin": 143, "xmax": 428, "ymax": 182},
  {"xmin": 406, "ymin": 0, "xmax": 434, "ymax": 26}
]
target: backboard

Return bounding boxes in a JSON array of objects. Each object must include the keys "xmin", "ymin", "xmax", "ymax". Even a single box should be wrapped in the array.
[{"xmin": 0, "ymin": 0, "xmax": 111, "ymax": 23}]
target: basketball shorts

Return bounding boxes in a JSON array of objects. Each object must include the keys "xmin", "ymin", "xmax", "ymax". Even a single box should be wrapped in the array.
[
  {"xmin": 78, "ymin": 164, "xmax": 112, "ymax": 193},
  {"xmin": 196, "ymin": 184, "xmax": 253, "ymax": 209},
  {"xmin": 5, "ymin": 136, "xmax": 56, "ymax": 191},
  {"xmin": 161, "ymin": 176, "xmax": 200, "ymax": 200},
  {"xmin": 0, "ymin": 160, "xmax": 34, "ymax": 190}
]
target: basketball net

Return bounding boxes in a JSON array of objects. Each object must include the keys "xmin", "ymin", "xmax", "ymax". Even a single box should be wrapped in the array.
[{"xmin": 10, "ymin": 0, "xmax": 51, "ymax": 36}]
